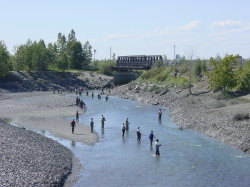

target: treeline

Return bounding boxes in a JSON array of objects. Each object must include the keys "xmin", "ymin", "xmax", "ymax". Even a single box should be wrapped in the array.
[{"xmin": 0, "ymin": 29, "xmax": 93, "ymax": 76}]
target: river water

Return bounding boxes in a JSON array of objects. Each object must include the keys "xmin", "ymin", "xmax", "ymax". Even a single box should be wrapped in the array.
[{"xmin": 59, "ymin": 93, "xmax": 250, "ymax": 187}]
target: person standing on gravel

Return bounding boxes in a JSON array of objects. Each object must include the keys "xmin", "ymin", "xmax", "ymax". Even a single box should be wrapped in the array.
[
  {"xmin": 90, "ymin": 118, "xmax": 94, "ymax": 133},
  {"xmin": 70, "ymin": 119, "xmax": 76, "ymax": 134},
  {"xmin": 101, "ymin": 115, "xmax": 106, "ymax": 129}
]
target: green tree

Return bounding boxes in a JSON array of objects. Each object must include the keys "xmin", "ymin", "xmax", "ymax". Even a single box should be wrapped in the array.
[
  {"xmin": 14, "ymin": 40, "xmax": 33, "ymax": 71},
  {"xmin": 0, "ymin": 41, "xmax": 10, "ymax": 76},
  {"xmin": 209, "ymin": 55, "xmax": 237, "ymax": 91},
  {"xmin": 47, "ymin": 42, "xmax": 57, "ymax": 68},
  {"xmin": 56, "ymin": 33, "xmax": 68, "ymax": 69},
  {"xmin": 83, "ymin": 41, "xmax": 92, "ymax": 67},
  {"xmin": 32, "ymin": 40, "xmax": 48, "ymax": 70},
  {"xmin": 67, "ymin": 41, "xmax": 85, "ymax": 69},
  {"xmin": 236, "ymin": 60, "xmax": 250, "ymax": 92}
]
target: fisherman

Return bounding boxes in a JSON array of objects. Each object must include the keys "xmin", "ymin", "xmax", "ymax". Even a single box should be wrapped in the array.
[
  {"xmin": 154, "ymin": 139, "xmax": 162, "ymax": 157},
  {"xmin": 136, "ymin": 127, "xmax": 141, "ymax": 141},
  {"xmin": 125, "ymin": 118, "xmax": 129, "ymax": 131},
  {"xmin": 76, "ymin": 110, "xmax": 79, "ymax": 122},
  {"xmin": 70, "ymin": 119, "xmax": 76, "ymax": 134},
  {"xmin": 91, "ymin": 91, "xmax": 94, "ymax": 98},
  {"xmin": 101, "ymin": 115, "xmax": 106, "ymax": 129},
  {"xmin": 105, "ymin": 95, "xmax": 109, "ymax": 101},
  {"xmin": 149, "ymin": 130, "xmax": 156, "ymax": 146},
  {"xmin": 90, "ymin": 118, "xmax": 94, "ymax": 133},
  {"xmin": 122, "ymin": 123, "xmax": 126, "ymax": 137},
  {"xmin": 158, "ymin": 109, "xmax": 162, "ymax": 120}
]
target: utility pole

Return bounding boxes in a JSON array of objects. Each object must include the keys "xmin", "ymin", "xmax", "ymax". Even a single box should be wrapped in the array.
[
  {"xmin": 173, "ymin": 44, "xmax": 176, "ymax": 60},
  {"xmin": 110, "ymin": 46, "xmax": 112, "ymax": 61},
  {"xmin": 93, "ymin": 49, "xmax": 96, "ymax": 62}
]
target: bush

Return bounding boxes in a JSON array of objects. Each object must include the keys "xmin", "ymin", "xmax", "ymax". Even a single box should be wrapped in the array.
[
  {"xmin": 233, "ymin": 113, "xmax": 249, "ymax": 121},
  {"xmin": 98, "ymin": 61, "xmax": 114, "ymax": 76}
]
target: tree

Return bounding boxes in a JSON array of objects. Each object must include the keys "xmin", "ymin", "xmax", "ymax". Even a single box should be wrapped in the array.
[
  {"xmin": 32, "ymin": 40, "xmax": 48, "ymax": 70},
  {"xmin": 0, "ymin": 41, "xmax": 10, "ymax": 76},
  {"xmin": 67, "ymin": 41, "xmax": 84, "ymax": 69},
  {"xmin": 68, "ymin": 29, "xmax": 76, "ymax": 42},
  {"xmin": 83, "ymin": 41, "xmax": 92, "ymax": 67},
  {"xmin": 236, "ymin": 60, "xmax": 250, "ymax": 92},
  {"xmin": 56, "ymin": 33, "xmax": 68, "ymax": 69},
  {"xmin": 209, "ymin": 55, "xmax": 237, "ymax": 91}
]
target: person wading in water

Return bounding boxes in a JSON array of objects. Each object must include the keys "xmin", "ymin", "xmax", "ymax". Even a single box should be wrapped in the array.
[
  {"xmin": 149, "ymin": 130, "xmax": 156, "ymax": 146},
  {"xmin": 158, "ymin": 109, "xmax": 162, "ymax": 120},
  {"xmin": 101, "ymin": 115, "xmax": 106, "ymax": 129},
  {"xmin": 125, "ymin": 118, "xmax": 129, "ymax": 131},
  {"xmin": 137, "ymin": 127, "xmax": 141, "ymax": 141},
  {"xmin": 154, "ymin": 139, "xmax": 162, "ymax": 157},
  {"xmin": 122, "ymin": 123, "xmax": 126, "ymax": 137},
  {"xmin": 90, "ymin": 118, "xmax": 94, "ymax": 133}
]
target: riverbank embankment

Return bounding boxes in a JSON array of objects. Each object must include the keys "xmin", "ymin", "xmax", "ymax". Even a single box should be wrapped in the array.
[{"xmin": 109, "ymin": 81, "xmax": 250, "ymax": 154}]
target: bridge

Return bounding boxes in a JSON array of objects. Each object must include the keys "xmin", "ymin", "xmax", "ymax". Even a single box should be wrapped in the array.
[{"xmin": 113, "ymin": 55, "xmax": 163, "ymax": 71}]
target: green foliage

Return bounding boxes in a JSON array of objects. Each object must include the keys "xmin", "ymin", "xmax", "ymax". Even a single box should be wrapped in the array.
[
  {"xmin": 0, "ymin": 41, "xmax": 10, "ymax": 76},
  {"xmin": 97, "ymin": 61, "xmax": 114, "ymax": 76},
  {"xmin": 10, "ymin": 29, "xmax": 92, "ymax": 72},
  {"xmin": 83, "ymin": 41, "xmax": 92, "ymax": 67},
  {"xmin": 13, "ymin": 39, "xmax": 49, "ymax": 71},
  {"xmin": 67, "ymin": 41, "xmax": 85, "ymax": 69},
  {"xmin": 138, "ymin": 67, "xmax": 189, "ymax": 88},
  {"xmin": 236, "ymin": 60, "xmax": 250, "ymax": 92},
  {"xmin": 209, "ymin": 55, "xmax": 237, "ymax": 91}
]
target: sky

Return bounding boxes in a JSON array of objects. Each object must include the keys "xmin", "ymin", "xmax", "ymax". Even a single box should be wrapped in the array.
[{"xmin": 1, "ymin": 0, "xmax": 250, "ymax": 60}]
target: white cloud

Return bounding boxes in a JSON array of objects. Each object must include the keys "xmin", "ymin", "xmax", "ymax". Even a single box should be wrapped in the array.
[
  {"xmin": 212, "ymin": 20, "xmax": 241, "ymax": 28},
  {"xmin": 177, "ymin": 21, "xmax": 203, "ymax": 31}
]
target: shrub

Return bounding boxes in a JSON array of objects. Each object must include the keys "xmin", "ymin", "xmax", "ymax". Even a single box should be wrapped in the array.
[{"xmin": 233, "ymin": 113, "xmax": 249, "ymax": 121}]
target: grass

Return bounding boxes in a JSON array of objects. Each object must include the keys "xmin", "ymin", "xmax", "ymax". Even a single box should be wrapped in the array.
[{"xmin": 138, "ymin": 67, "xmax": 189, "ymax": 88}]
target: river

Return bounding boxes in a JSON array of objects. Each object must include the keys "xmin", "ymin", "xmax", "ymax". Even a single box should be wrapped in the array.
[{"xmin": 58, "ymin": 93, "xmax": 250, "ymax": 187}]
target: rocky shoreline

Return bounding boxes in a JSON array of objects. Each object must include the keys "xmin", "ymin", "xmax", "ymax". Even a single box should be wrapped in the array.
[
  {"xmin": 109, "ymin": 81, "xmax": 250, "ymax": 154},
  {"xmin": 0, "ymin": 119, "xmax": 73, "ymax": 186}
]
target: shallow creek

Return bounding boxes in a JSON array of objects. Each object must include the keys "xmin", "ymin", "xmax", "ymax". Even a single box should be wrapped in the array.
[{"xmin": 42, "ymin": 93, "xmax": 250, "ymax": 186}]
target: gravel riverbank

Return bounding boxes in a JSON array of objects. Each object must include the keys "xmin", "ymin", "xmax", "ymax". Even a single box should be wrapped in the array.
[{"xmin": 0, "ymin": 119, "xmax": 73, "ymax": 186}]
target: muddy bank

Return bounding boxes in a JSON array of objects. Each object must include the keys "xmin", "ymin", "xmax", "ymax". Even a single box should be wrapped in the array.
[{"xmin": 109, "ymin": 81, "xmax": 250, "ymax": 154}]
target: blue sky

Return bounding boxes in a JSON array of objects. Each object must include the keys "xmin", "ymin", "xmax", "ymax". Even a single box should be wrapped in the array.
[{"xmin": 1, "ymin": 0, "xmax": 250, "ymax": 59}]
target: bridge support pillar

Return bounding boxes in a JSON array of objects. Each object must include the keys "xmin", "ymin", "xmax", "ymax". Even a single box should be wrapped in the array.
[{"xmin": 113, "ymin": 72, "xmax": 139, "ymax": 85}]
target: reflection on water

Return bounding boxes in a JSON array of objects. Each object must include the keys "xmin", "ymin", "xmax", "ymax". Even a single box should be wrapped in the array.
[{"xmin": 71, "ymin": 140, "xmax": 76, "ymax": 147}]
